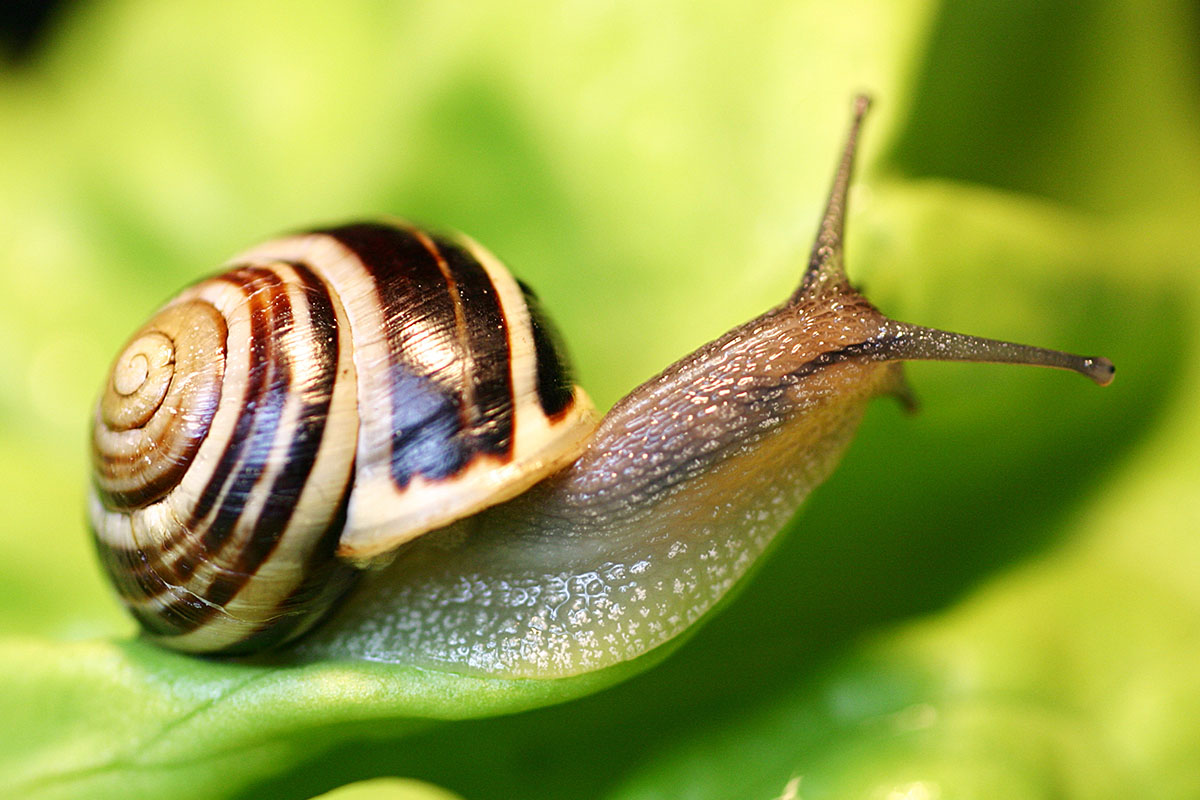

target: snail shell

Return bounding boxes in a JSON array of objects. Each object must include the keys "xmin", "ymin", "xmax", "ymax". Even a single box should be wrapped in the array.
[{"xmin": 90, "ymin": 224, "xmax": 597, "ymax": 653}]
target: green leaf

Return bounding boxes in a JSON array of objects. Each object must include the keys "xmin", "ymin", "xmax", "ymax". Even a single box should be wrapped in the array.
[
  {"xmin": 1, "ymin": 0, "xmax": 1196, "ymax": 798},
  {"xmin": 311, "ymin": 778, "xmax": 465, "ymax": 800}
]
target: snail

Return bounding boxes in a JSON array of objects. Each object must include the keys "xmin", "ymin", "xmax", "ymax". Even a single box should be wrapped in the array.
[{"xmin": 89, "ymin": 96, "xmax": 1114, "ymax": 673}]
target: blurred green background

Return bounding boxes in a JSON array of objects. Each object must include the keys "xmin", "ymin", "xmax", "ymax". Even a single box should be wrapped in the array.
[{"xmin": 1, "ymin": 1, "xmax": 1198, "ymax": 798}]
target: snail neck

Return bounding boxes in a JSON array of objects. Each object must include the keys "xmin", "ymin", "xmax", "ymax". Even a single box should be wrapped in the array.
[{"xmin": 540, "ymin": 302, "xmax": 902, "ymax": 540}]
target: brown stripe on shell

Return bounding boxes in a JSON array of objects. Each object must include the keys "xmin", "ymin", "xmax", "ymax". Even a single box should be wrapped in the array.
[
  {"xmin": 429, "ymin": 233, "xmax": 515, "ymax": 456},
  {"xmin": 155, "ymin": 266, "xmax": 304, "ymax": 632},
  {"xmin": 204, "ymin": 263, "xmax": 346, "ymax": 607},
  {"xmin": 137, "ymin": 266, "xmax": 286, "ymax": 630},
  {"xmin": 134, "ymin": 588, "xmax": 222, "ymax": 638},
  {"xmin": 94, "ymin": 526, "xmax": 187, "ymax": 602},
  {"xmin": 152, "ymin": 262, "xmax": 355, "ymax": 641},
  {"xmin": 221, "ymin": 483, "xmax": 358, "ymax": 654},
  {"xmin": 226, "ymin": 262, "xmax": 344, "ymax": 573},
  {"xmin": 133, "ymin": 267, "xmax": 281, "ymax": 630},
  {"xmin": 190, "ymin": 267, "xmax": 289, "ymax": 549},
  {"xmin": 92, "ymin": 530, "xmax": 220, "ymax": 638},
  {"xmin": 320, "ymin": 223, "xmax": 498, "ymax": 488},
  {"xmin": 92, "ymin": 535, "xmax": 172, "ymax": 608},
  {"xmin": 307, "ymin": 222, "xmax": 598, "ymax": 564},
  {"xmin": 515, "ymin": 279, "xmax": 576, "ymax": 419}
]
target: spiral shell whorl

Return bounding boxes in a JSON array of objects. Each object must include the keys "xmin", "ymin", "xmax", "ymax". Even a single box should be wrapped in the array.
[
  {"xmin": 90, "ymin": 261, "xmax": 362, "ymax": 653},
  {"xmin": 104, "ymin": 332, "xmax": 174, "ymax": 427},
  {"xmin": 93, "ymin": 301, "xmax": 227, "ymax": 509}
]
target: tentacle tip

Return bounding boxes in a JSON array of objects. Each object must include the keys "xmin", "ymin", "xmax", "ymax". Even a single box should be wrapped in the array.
[
  {"xmin": 1083, "ymin": 357, "xmax": 1116, "ymax": 386},
  {"xmin": 853, "ymin": 93, "xmax": 872, "ymax": 118}
]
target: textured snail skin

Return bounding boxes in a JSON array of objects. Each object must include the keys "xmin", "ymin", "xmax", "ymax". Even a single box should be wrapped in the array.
[
  {"xmin": 294, "ymin": 296, "xmax": 906, "ymax": 676},
  {"xmin": 91, "ymin": 96, "xmax": 1112, "ymax": 668}
]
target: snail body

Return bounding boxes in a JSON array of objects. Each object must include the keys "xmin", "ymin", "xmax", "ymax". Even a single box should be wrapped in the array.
[{"xmin": 90, "ymin": 97, "xmax": 1114, "ymax": 670}]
